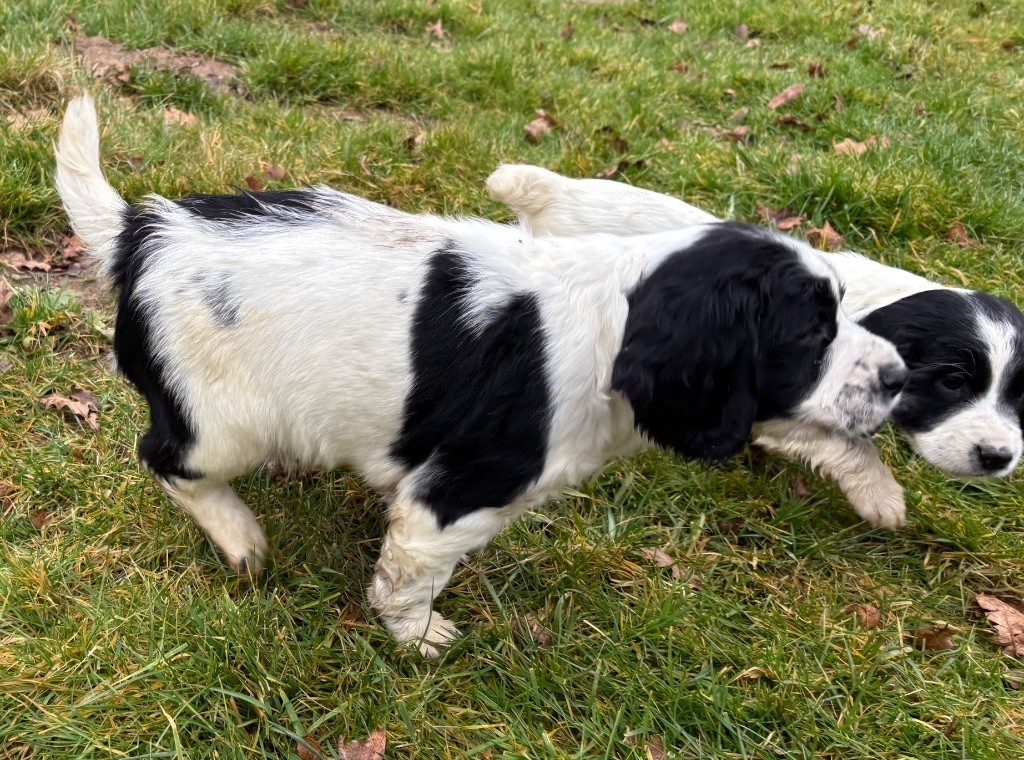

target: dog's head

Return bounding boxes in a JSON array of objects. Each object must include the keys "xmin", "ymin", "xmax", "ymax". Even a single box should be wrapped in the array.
[
  {"xmin": 858, "ymin": 289, "xmax": 1024, "ymax": 477},
  {"xmin": 612, "ymin": 223, "xmax": 907, "ymax": 460}
]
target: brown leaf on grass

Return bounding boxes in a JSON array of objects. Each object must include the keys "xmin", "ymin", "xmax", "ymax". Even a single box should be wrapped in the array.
[
  {"xmin": 946, "ymin": 222, "xmax": 977, "ymax": 248},
  {"xmin": 648, "ymin": 735, "xmax": 666, "ymax": 760},
  {"xmin": 775, "ymin": 113, "xmax": 811, "ymax": 131},
  {"xmin": 163, "ymin": 106, "xmax": 197, "ymax": 126},
  {"xmin": 0, "ymin": 281, "xmax": 12, "ymax": 326},
  {"xmin": 403, "ymin": 131, "xmax": 425, "ymax": 152},
  {"xmin": 808, "ymin": 62, "xmax": 825, "ymax": 78},
  {"xmin": 757, "ymin": 206, "xmax": 801, "ymax": 228},
  {"xmin": 976, "ymin": 594, "xmax": 1024, "ymax": 657},
  {"xmin": 768, "ymin": 83, "xmax": 804, "ymax": 110},
  {"xmin": 337, "ymin": 729, "xmax": 386, "ymax": 760},
  {"xmin": 911, "ymin": 623, "xmax": 956, "ymax": 651},
  {"xmin": 718, "ymin": 516, "xmax": 745, "ymax": 533},
  {"xmin": 805, "ymin": 221, "xmax": 845, "ymax": 250},
  {"xmin": 598, "ymin": 126, "xmax": 629, "ymax": 153},
  {"xmin": 1, "ymin": 250, "xmax": 51, "ymax": 272},
  {"xmin": 719, "ymin": 125, "xmax": 750, "ymax": 143},
  {"xmin": 38, "ymin": 389, "xmax": 101, "ymax": 431},
  {"xmin": 729, "ymin": 106, "xmax": 749, "ymax": 122},
  {"xmin": 833, "ymin": 135, "xmax": 890, "ymax": 154},
  {"xmin": 261, "ymin": 163, "xmax": 287, "ymax": 181},
  {"xmin": 734, "ymin": 23, "xmax": 749, "ymax": 40},
  {"xmin": 668, "ymin": 18, "xmax": 688, "ymax": 34},
  {"xmin": 244, "ymin": 173, "xmax": 264, "ymax": 192},
  {"xmin": 5, "ymin": 107, "xmax": 49, "ymax": 131},
  {"xmin": 791, "ymin": 474, "xmax": 813, "ymax": 497},
  {"xmin": 561, "ymin": 21, "xmax": 575, "ymax": 40},
  {"xmin": 667, "ymin": 60, "xmax": 689, "ymax": 74},
  {"xmin": 59, "ymin": 235, "xmax": 86, "ymax": 263},
  {"xmin": 0, "ymin": 482, "xmax": 15, "ymax": 512},
  {"xmin": 844, "ymin": 603, "xmax": 882, "ymax": 630},
  {"xmin": 776, "ymin": 215, "xmax": 805, "ymax": 231},
  {"xmin": 296, "ymin": 737, "xmax": 324, "ymax": 760},
  {"xmin": 30, "ymin": 509, "xmax": 54, "ymax": 530},
  {"xmin": 524, "ymin": 109, "xmax": 560, "ymax": 143},
  {"xmin": 425, "ymin": 20, "xmax": 445, "ymax": 39},
  {"xmin": 518, "ymin": 616, "xmax": 553, "ymax": 647}
]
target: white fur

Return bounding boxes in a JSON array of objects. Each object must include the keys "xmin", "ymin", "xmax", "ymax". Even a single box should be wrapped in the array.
[{"xmin": 55, "ymin": 98, "xmax": 904, "ymax": 655}]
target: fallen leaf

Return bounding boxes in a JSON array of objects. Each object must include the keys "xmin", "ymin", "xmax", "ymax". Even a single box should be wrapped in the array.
[
  {"xmin": 524, "ymin": 109, "xmax": 560, "ymax": 143},
  {"xmin": 59, "ymin": 235, "xmax": 86, "ymax": 264},
  {"xmin": 668, "ymin": 18, "xmax": 688, "ymax": 34},
  {"xmin": 648, "ymin": 735, "xmax": 666, "ymax": 760},
  {"xmin": 768, "ymin": 83, "xmax": 804, "ymax": 110},
  {"xmin": 1, "ymin": 250, "xmax": 51, "ymax": 272},
  {"xmin": 518, "ymin": 616, "xmax": 553, "ymax": 647},
  {"xmin": 805, "ymin": 221, "xmax": 845, "ymax": 250},
  {"xmin": 844, "ymin": 603, "xmax": 882, "ymax": 630},
  {"xmin": 38, "ymin": 389, "xmax": 101, "ymax": 431},
  {"xmin": 261, "ymin": 163, "xmax": 287, "ymax": 181},
  {"xmin": 337, "ymin": 729, "xmax": 386, "ymax": 760},
  {"xmin": 775, "ymin": 113, "xmax": 810, "ymax": 131},
  {"xmin": 729, "ymin": 106, "xmax": 749, "ymax": 122},
  {"xmin": 791, "ymin": 474, "xmax": 813, "ymax": 497},
  {"xmin": 403, "ymin": 131, "xmax": 425, "ymax": 152},
  {"xmin": 719, "ymin": 125, "xmax": 750, "ymax": 143},
  {"xmin": 776, "ymin": 215, "xmax": 805, "ymax": 231},
  {"xmin": 667, "ymin": 60, "xmax": 688, "ymax": 74},
  {"xmin": 757, "ymin": 206, "xmax": 798, "ymax": 227},
  {"xmin": 297, "ymin": 737, "xmax": 324, "ymax": 760},
  {"xmin": 808, "ymin": 62, "xmax": 825, "ymax": 78},
  {"xmin": 976, "ymin": 594, "xmax": 1024, "ymax": 657},
  {"xmin": 30, "ymin": 509, "xmax": 54, "ymax": 530},
  {"xmin": 911, "ymin": 623, "xmax": 956, "ymax": 651},
  {"xmin": 946, "ymin": 222, "xmax": 977, "ymax": 248},
  {"xmin": 833, "ymin": 137, "xmax": 869, "ymax": 155},
  {"xmin": 734, "ymin": 23, "xmax": 749, "ymax": 40},
  {"xmin": 598, "ymin": 126, "xmax": 629, "ymax": 153},
  {"xmin": 163, "ymin": 106, "xmax": 197, "ymax": 126},
  {"xmin": 561, "ymin": 21, "xmax": 575, "ymax": 40},
  {"xmin": 5, "ymin": 107, "xmax": 49, "ymax": 131},
  {"xmin": 244, "ymin": 173, "xmax": 264, "ymax": 192},
  {"xmin": 718, "ymin": 516, "xmax": 745, "ymax": 533},
  {"xmin": 425, "ymin": 19, "xmax": 445, "ymax": 39}
]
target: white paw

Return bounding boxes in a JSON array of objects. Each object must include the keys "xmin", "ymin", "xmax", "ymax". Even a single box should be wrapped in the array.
[
  {"xmin": 383, "ymin": 610, "xmax": 460, "ymax": 658},
  {"xmin": 222, "ymin": 523, "xmax": 269, "ymax": 576},
  {"xmin": 847, "ymin": 479, "xmax": 907, "ymax": 530}
]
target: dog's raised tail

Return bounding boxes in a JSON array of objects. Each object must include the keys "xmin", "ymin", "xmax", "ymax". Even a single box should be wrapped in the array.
[{"xmin": 55, "ymin": 94, "xmax": 127, "ymax": 274}]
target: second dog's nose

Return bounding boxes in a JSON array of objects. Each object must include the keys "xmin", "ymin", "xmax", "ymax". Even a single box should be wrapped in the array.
[
  {"xmin": 879, "ymin": 362, "xmax": 908, "ymax": 396},
  {"xmin": 976, "ymin": 444, "xmax": 1014, "ymax": 473}
]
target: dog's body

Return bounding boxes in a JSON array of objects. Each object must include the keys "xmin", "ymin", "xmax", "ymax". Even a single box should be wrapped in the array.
[
  {"xmin": 487, "ymin": 165, "xmax": 1024, "ymax": 518},
  {"xmin": 56, "ymin": 97, "xmax": 905, "ymax": 655}
]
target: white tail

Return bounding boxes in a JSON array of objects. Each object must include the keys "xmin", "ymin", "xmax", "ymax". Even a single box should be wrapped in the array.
[{"xmin": 54, "ymin": 94, "xmax": 127, "ymax": 275}]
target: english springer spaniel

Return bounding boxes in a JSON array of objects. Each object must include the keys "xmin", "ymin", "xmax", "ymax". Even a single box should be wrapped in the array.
[
  {"xmin": 487, "ymin": 164, "xmax": 1024, "ymax": 529},
  {"xmin": 55, "ymin": 96, "xmax": 904, "ymax": 656}
]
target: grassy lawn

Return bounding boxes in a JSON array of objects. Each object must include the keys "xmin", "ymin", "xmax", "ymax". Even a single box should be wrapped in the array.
[{"xmin": 3, "ymin": 0, "xmax": 1024, "ymax": 757}]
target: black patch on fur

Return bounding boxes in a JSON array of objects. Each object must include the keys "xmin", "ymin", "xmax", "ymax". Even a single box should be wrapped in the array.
[
  {"xmin": 859, "ymin": 289, "xmax": 1024, "ymax": 433},
  {"xmin": 176, "ymin": 189, "xmax": 321, "ymax": 222},
  {"xmin": 110, "ymin": 207, "xmax": 199, "ymax": 479},
  {"xmin": 612, "ymin": 222, "xmax": 838, "ymax": 461},
  {"xmin": 199, "ymin": 272, "xmax": 241, "ymax": 327},
  {"xmin": 391, "ymin": 246, "xmax": 552, "ymax": 527}
]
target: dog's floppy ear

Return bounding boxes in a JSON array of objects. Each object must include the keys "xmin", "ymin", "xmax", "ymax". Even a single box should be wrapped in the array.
[{"xmin": 612, "ymin": 253, "xmax": 761, "ymax": 461}]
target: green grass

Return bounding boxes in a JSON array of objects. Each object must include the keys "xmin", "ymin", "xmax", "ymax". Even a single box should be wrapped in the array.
[{"xmin": 3, "ymin": 0, "xmax": 1024, "ymax": 757}]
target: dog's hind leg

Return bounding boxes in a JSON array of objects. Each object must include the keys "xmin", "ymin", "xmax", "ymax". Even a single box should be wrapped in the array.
[
  {"xmin": 368, "ymin": 498, "xmax": 509, "ymax": 657},
  {"xmin": 156, "ymin": 475, "xmax": 269, "ymax": 576}
]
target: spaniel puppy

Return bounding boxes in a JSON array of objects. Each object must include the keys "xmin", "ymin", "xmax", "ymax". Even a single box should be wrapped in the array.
[
  {"xmin": 56, "ymin": 96, "xmax": 905, "ymax": 656},
  {"xmin": 487, "ymin": 165, "xmax": 1024, "ymax": 526}
]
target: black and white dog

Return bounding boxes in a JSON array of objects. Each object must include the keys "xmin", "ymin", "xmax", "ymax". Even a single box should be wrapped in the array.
[
  {"xmin": 55, "ymin": 96, "xmax": 905, "ymax": 655},
  {"xmin": 487, "ymin": 164, "xmax": 1024, "ymax": 528}
]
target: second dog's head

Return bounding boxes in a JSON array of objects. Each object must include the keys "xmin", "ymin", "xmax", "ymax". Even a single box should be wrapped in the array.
[
  {"xmin": 858, "ymin": 289, "xmax": 1024, "ymax": 477},
  {"xmin": 613, "ymin": 223, "xmax": 907, "ymax": 460}
]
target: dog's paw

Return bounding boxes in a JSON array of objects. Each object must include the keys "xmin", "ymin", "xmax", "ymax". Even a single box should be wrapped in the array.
[
  {"xmin": 846, "ymin": 476, "xmax": 907, "ymax": 530},
  {"xmin": 381, "ymin": 610, "xmax": 460, "ymax": 658},
  {"xmin": 223, "ymin": 525, "xmax": 270, "ymax": 577}
]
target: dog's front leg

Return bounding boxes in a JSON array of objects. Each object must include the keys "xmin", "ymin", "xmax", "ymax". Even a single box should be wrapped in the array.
[
  {"xmin": 754, "ymin": 421, "xmax": 906, "ymax": 529},
  {"xmin": 367, "ymin": 500, "xmax": 508, "ymax": 657}
]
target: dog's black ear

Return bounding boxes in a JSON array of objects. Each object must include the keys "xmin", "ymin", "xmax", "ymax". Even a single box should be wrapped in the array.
[{"xmin": 612, "ymin": 252, "xmax": 761, "ymax": 461}]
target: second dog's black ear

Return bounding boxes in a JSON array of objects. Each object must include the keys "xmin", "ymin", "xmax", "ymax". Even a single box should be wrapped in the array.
[{"xmin": 612, "ymin": 252, "xmax": 761, "ymax": 461}]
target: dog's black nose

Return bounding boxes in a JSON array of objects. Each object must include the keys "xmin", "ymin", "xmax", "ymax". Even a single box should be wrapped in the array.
[
  {"xmin": 975, "ymin": 444, "xmax": 1014, "ymax": 473},
  {"xmin": 878, "ymin": 362, "xmax": 908, "ymax": 396}
]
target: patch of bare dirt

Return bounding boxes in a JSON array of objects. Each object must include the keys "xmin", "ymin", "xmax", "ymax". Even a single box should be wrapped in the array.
[{"xmin": 72, "ymin": 33, "xmax": 241, "ymax": 94}]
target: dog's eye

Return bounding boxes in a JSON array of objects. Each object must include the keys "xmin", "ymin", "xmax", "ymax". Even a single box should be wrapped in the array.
[{"xmin": 940, "ymin": 374, "xmax": 967, "ymax": 391}]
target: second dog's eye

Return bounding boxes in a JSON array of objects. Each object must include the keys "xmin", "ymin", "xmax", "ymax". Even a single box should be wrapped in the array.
[{"xmin": 940, "ymin": 374, "xmax": 967, "ymax": 391}]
